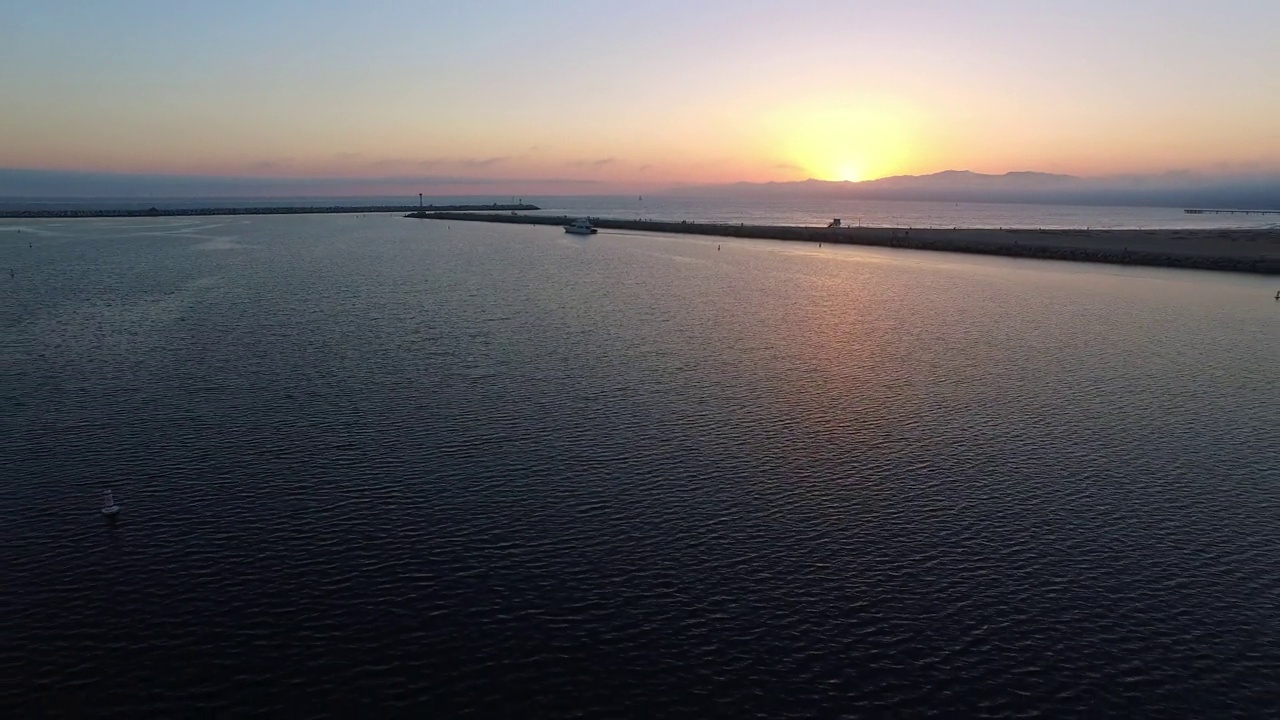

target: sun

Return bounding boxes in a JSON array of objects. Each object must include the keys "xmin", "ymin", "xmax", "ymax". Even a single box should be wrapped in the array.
[
  {"xmin": 767, "ymin": 101, "xmax": 919, "ymax": 184},
  {"xmin": 835, "ymin": 165, "xmax": 865, "ymax": 183}
]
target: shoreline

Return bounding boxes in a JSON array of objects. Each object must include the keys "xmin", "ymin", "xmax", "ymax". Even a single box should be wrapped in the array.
[
  {"xmin": 409, "ymin": 212, "xmax": 1280, "ymax": 275},
  {"xmin": 0, "ymin": 203, "xmax": 539, "ymax": 219}
]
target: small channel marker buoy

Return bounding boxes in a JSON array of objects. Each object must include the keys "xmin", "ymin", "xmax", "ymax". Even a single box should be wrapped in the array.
[{"xmin": 102, "ymin": 490, "xmax": 120, "ymax": 516}]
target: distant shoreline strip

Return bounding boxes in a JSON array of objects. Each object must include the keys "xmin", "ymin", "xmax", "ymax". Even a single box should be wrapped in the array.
[
  {"xmin": 0, "ymin": 203, "xmax": 539, "ymax": 219},
  {"xmin": 409, "ymin": 212, "xmax": 1280, "ymax": 275}
]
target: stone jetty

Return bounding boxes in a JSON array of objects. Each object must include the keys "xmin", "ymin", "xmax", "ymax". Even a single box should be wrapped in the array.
[
  {"xmin": 409, "ymin": 212, "xmax": 1280, "ymax": 275},
  {"xmin": 1, "ymin": 203, "xmax": 540, "ymax": 219}
]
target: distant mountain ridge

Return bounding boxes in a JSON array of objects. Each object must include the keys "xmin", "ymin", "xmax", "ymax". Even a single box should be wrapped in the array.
[
  {"xmin": 2, "ymin": 166, "xmax": 1278, "ymax": 210},
  {"xmin": 870, "ymin": 169, "xmax": 1077, "ymax": 185},
  {"xmin": 670, "ymin": 170, "xmax": 1280, "ymax": 209}
]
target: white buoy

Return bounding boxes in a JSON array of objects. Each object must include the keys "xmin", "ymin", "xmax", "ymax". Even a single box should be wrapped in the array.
[{"xmin": 102, "ymin": 490, "xmax": 120, "ymax": 516}]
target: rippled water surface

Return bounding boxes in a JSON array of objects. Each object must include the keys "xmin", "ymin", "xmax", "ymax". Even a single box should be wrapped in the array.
[{"xmin": 3, "ymin": 216, "xmax": 1278, "ymax": 717}]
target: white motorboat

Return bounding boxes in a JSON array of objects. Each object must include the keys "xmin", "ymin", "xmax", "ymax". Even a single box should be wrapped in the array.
[{"xmin": 564, "ymin": 219, "xmax": 598, "ymax": 235}]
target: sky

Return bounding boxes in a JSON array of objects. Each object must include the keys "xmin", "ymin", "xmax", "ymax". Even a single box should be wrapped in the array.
[{"xmin": 3, "ymin": 0, "xmax": 1279, "ymax": 195}]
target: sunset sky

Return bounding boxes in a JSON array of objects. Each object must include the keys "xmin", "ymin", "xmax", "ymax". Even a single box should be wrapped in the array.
[{"xmin": 3, "ymin": 0, "xmax": 1279, "ymax": 194}]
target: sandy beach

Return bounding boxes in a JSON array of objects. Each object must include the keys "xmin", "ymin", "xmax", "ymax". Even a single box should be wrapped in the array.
[{"xmin": 412, "ymin": 213, "xmax": 1280, "ymax": 275}]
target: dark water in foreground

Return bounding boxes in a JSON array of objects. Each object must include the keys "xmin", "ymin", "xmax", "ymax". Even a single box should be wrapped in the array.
[{"xmin": 3, "ymin": 216, "xmax": 1279, "ymax": 717}]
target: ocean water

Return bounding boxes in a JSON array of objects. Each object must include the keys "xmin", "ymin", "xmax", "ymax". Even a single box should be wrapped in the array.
[
  {"xmin": 528, "ymin": 196, "xmax": 1280, "ymax": 230},
  {"xmin": 5, "ymin": 193, "xmax": 1280, "ymax": 229},
  {"xmin": 2, "ymin": 215, "xmax": 1279, "ymax": 717}
]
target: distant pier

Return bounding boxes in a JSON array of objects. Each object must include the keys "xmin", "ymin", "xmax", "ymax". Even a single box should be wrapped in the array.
[
  {"xmin": 0, "ymin": 203, "xmax": 539, "ymax": 219},
  {"xmin": 1184, "ymin": 208, "xmax": 1280, "ymax": 215}
]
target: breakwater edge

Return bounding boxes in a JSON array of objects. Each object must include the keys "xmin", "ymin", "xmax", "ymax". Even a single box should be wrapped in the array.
[
  {"xmin": 409, "ymin": 211, "xmax": 1280, "ymax": 275},
  {"xmin": 2, "ymin": 203, "xmax": 539, "ymax": 219}
]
